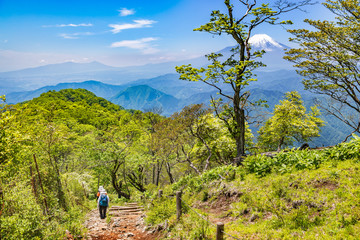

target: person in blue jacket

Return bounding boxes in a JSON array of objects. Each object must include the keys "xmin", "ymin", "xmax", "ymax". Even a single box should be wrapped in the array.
[{"xmin": 97, "ymin": 186, "xmax": 110, "ymax": 219}]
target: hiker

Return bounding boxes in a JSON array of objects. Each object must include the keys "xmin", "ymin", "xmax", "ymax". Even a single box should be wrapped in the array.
[
  {"xmin": 96, "ymin": 186, "xmax": 105, "ymax": 201},
  {"xmin": 97, "ymin": 187, "xmax": 109, "ymax": 219}
]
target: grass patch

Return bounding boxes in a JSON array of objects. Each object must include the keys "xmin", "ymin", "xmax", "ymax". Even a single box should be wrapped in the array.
[{"xmin": 145, "ymin": 136, "xmax": 360, "ymax": 239}]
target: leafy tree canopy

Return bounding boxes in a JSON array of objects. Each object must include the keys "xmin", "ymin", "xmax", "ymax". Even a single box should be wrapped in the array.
[
  {"xmin": 176, "ymin": 0, "xmax": 314, "ymax": 159},
  {"xmin": 285, "ymin": 0, "xmax": 360, "ymax": 138},
  {"xmin": 257, "ymin": 91, "xmax": 324, "ymax": 151}
]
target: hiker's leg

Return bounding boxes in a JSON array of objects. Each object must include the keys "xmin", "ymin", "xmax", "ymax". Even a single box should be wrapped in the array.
[
  {"xmin": 99, "ymin": 207, "xmax": 102, "ymax": 219},
  {"xmin": 104, "ymin": 207, "xmax": 107, "ymax": 219},
  {"xmin": 101, "ymin": 206, "xmax": 105, "ymax": 219}
]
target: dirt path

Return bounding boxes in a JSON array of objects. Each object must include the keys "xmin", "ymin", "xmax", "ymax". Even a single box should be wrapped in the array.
[{"xmin": 84, "ymin": 203, "xmax": 160, "ymax": 240}]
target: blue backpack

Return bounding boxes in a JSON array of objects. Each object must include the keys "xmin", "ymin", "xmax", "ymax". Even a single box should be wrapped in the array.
[{"xmin": 99, "ymin": 194, "xmax": 108, "ymax": 207}]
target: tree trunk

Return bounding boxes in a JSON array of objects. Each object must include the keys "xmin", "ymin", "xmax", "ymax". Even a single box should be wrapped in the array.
[
  {"xmin": 111, "ymin": 159, "xmax": 130, "ymax": 199},
  {"xmin": 155, "ymin": 160, "xmax": 163, "ymax": 186},
  {"xmin": 111, "ymin": 177, "xmax": 130, "ymax": 199},
  {"xmin": 127, "ymin": 170, "xmax": 146, "ymax": 193},
  {"xmin": 53, "ymin": 156, "xmax": 67, "ymax": 210},
  {"xmin": 122, "ymin": 160, "xmax": 131, "ymax": 197},
  {"xmin": 233, "ymin": 88, "xmax": 246, "ymax": 158},
  {"xmin": 29, "ymin": 166, "xmax": 38, "ymax": 201},
  {"xmin": 152, "ymin": 164, "xmax": 156, "ymax": 185},
  {"xmin": 277, "ymin": 137, "xmax": 284, "ymax": 151},
  {"xmin": 0, "ymin": 186, "xmax": 4, "ymax": 218},
  {"xmin": 239, "ymin": 108, "xmax": 246, "ymax": 156},
  {"xmin": 186, "ymin": 157, "xmax": 201, "ymax": 175},
  {"xmin": 165, "ymin": 162, "xmax": 174, "ymax": 184},
  {"xmin": 33, "ymin": 154, "xmax": 49, "ymax": 216}
]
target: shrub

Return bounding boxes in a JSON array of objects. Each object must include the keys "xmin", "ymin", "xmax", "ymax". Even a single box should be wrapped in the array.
[
  {"xmin": 1, "ymin": 182, "xmax": 47, "ymax": 240},
  {"xmin": 146, "ymin": 198, "xmax": 177, "ymax": 225},
  {"xmin": 243, "ymin": 135, "xmax": 360, "ymax": 178},
  {"xmin": 172, "ymin": 165, "xmax": 238, "ymax": 192}
]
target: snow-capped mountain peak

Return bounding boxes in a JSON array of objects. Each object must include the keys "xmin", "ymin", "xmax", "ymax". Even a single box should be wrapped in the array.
[{"xmin": 249, "ymin": 34, "xmax": 287, "ymax": 51}]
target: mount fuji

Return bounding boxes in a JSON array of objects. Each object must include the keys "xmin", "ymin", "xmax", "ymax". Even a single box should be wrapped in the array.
[
  {"xmin": 249, "ymin": 34, "xmax": 289, "ymax": 51},
  {"xmin": 218, "ymin": 34, "xmax": 292, "ymax": 71},
  {"xmin": 249, "ymin": 34, "xmax": 293, "ymax": 71}
]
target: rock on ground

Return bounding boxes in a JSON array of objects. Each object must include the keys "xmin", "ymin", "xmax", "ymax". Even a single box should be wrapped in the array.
[{"xmin": 84, "ymin": 203, "xmax": 160, "ymax": 240}]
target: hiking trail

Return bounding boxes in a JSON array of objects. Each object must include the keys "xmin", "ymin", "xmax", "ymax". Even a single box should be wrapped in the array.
[{"xmin": 84, "ymin": 202, "xmax": 160, "ymax": 240}]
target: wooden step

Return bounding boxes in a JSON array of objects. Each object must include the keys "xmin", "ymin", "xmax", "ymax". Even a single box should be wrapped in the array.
[
  {"xmin": 111, "ymin": 212, "xmax": 143, "ymax": 217},
  {"xmin": 121, "ymin": 209, "xmax": 143, "ymax": 213},
  {"xmin": 109, "ymin": 210, "xmax": 143, "ymax": 214},
  {"xmin": 108, "ymin": 203, "xmax": 144, "ymax": 217},
  {"xmin": 109, "ymin": 206, "xmax": 142, "ymax": 211}
]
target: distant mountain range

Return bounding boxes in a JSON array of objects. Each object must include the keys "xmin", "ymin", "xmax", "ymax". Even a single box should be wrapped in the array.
[
  {"xmin": 0, "ymin": 34, "xmax": 293, "ymax": 94},
  {"xmin": 1, "ymin": 34, "xmax": 353, "ymax": 147},
  {"xmin": 5, "ymin": 75, "xmax": 352, "ymax": 147},
  {"xmin": 0, "ymin": 61, "xmax": 116, "ymax": 77},
  {"xmin": 6, "ymin": 80, "xmax": 125, "ymax": 104},
  {"xmin": 110, "ymin": 85, "xmax": 180, "ymax": 116}
]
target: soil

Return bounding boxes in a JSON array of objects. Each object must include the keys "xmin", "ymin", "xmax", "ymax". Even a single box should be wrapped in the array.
[
  {"xmin": 194, "ymin": 193, "xmax": 241, "ymax": 224},
  {"xmin": 313, "ymin": 179, "xmax": 338, "ymax": 190},
  {"xmin": 84, "ymin": 203, "xmax": 161, "ymax": 240}
]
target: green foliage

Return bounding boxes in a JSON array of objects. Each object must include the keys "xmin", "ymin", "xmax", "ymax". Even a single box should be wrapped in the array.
[
  {"xmin": 171, "ymin": 164, "xmax": 238, "ymax": 192},
  {"xmin": 0, "ymin": 96, "xmax": 18, "ymax": 167},
  {"xmin": 170, "ymin": 211, "xmax": 212, "ymax": 240},
  {"xmin": 257, "ymin": 91, "xmax": 324, "ymax": 151},
  {"xmin": 244, "ymin": 154, "xmax": 273, "ymax": 177},
  {"xmin": 0, "ymin": 89, "xmax": 130, "ymax": 238},
  {"xmin": 0, "ymin": 86, "xmax": 266, "ymax": 238},
  {"xmin": 245, "ymin": 134, "xmax": 360, "ymax": 177},
  {"xmin": 145, "ymin": 136, "xmax": 360, "ymax": 239},
  {"xmin": 193, "ymin": 114, "xmax": 238, "ymax": 163},
  {"xmin": 1, "ymin": 181, "xmax": 45, "ymax": 240},
  {"xmin": 146, "ymin": 198, "xmax": 177, "ymax": 225},
  {"xmin": 285, "ymin": 0, "xmax": 360, "ymax": 135},
  {"xmin": 35, "ymin": 89, "xmax": 122, "ymax": 112},
  {"xmin": 63, "ymin": 172, "xmax": 93, "ymax": 202},
  {"xmin": 176, "ymin": 0, "xmax": 313, "ymax": 157}
]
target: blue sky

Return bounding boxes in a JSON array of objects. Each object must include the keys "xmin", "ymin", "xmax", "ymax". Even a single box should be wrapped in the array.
[{"xmin": 0, "ymin": 0, "xmax": 332, "ymax": 72}]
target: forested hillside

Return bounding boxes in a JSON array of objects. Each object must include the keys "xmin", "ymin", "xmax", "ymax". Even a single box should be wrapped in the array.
[
  {"xmin": 0, "ymin": 89, "xmax": 150, "ymax": 238},
  {"xmin": 0, "ymin": 87, "xmax": 349, "ymax": 239},
  {"xmin": 0, "ymin": 88, "xmax": 245, "ymax": 238}
]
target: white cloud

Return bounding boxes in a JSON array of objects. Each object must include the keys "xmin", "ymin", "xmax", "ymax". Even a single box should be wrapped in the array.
[
  {"xmin": 142, "ymin": 47, "xmax": 160, "ymax": 54},
  {"xmin": 118, "ymin": 8, "xmax": 135, "ymax": 16},
  {"xmin": 58, "ymin": 23, "xmax": 93, "ymax": 27},
  {"xmin": 59, "ymin": 32, "xmax": 94, "ymax": 39},
  {"xmin": 60, "ymin": 34, "xmax": 78, "ymax": 39},
  {"xmin": 110, "ymin": 37, "xmax": 157, "ymax": 48},
  {"xmin": 43, "ymin": 23, "xmax": 93, "ymax": 28},
  {"xmin": 109, "ymin": 20, "xmax": 157, "ymax": 33},
  {"xmin": 110, "ymin": 37, "xmax": 159, "ymax": 54}
]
